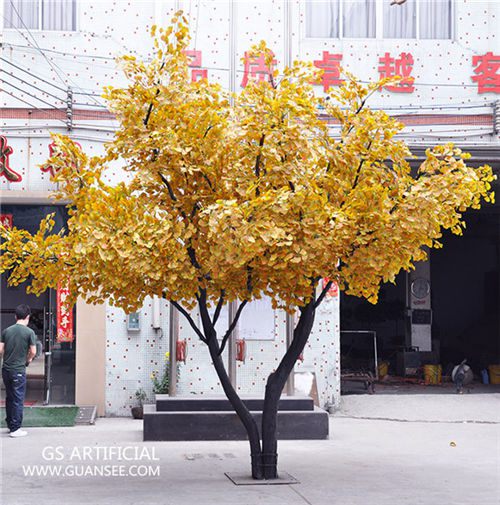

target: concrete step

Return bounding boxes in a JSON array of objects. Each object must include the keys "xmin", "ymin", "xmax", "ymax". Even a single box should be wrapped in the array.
[
  {"xmin": 143, "ymin": 404, "xmax": 329, "ymax": 441},
  {"xmin": 155, "ymin": 395, "xmax": 315, "ymax": 412}
]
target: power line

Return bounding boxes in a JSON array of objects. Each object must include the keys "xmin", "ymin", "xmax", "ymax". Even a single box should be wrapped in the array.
[
  {"xmin": 4, "ymin": 4, "xmax": 106, "ymax": 109},
  {"xmin": 1, "ymin": 70, "xmax": 66, "ymax": 103},
  {"xmin": 5, "ymin": 3, "xmax": 69, "ymax": 87},
  {"xmin": 0, "ymin": 88, "xmax": 68, "ymax": 126},
  {"xmin": 0, "ymin": 78, "xmax": 65, "ymax": 111},
  {"xmin": 3, "ymin": 42, "xmax": 118, "ymax": 60},
  {"xmin": 73, "ymin": 102, "xmax": 109, "ymax": 109},
  {"xmin": 0, "ymin": 57, "xmax": 67, "ymax": 93}
]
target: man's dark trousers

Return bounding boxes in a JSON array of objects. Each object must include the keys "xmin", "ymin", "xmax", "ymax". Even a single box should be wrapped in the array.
[{"xmin": 2, "ymin": 368, "xmax": 26, "ymax": 432}]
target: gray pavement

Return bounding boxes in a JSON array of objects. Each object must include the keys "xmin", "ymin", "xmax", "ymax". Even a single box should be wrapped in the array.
[{"xmin": 1, "ymin": 394, "xmax": 499, "ymax": 505}]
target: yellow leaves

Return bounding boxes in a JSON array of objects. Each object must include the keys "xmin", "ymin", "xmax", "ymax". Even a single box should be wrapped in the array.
[{"xmin": 0, "ymin": 14, "xmax": 496, "ymax": 314}]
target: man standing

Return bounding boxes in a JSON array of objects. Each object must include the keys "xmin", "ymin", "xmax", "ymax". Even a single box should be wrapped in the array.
[{"xmin": 0, "ymin": 304, "xmax": 37, "ymax": 437}]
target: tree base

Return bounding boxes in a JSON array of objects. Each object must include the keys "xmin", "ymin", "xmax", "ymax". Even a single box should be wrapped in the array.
[{"xmin": 225, "ymin": 472, "xmax": 299, "ymax": 485}]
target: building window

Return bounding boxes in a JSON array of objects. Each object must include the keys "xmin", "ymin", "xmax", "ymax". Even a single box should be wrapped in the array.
[
  {"xmin": 344, "ymin": 0, "xmax": 376, "ymax": 38},
  {"xmin": 306, "ymin": 0, "xmax": 451, "ymax": 39},
  {"xmin": 4, "ymin": 0, "xmax": 76, "ymax": 31}
]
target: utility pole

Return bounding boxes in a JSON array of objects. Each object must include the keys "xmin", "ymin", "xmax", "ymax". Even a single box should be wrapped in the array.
[{"xmin": 66, "ymin": 87, "xmax": 73, "ymax": 131}]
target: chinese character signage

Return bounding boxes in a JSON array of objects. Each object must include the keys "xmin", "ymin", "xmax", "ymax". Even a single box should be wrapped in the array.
[
  {"xmin": 185, "ymin": 50, "xmax": 208, "ymax": 82},
  {"xmin": 472, "ymin": 52, "xmax": 500, "ymax": 94},
  {"xmin": 0, "ymin": 214, "xmax": 13, "ymax": 229},
  {"xmin": 241, "ymin": 51, "xmax": 276, "ymax": 88},
  {"xmin": 57, "ymin": 282, "xmax": 74, "ymax": 343},
  {"xmin": 0, "ymin": 136, "xmax": 22, "ymax": 182},
  {"xmin": 314, "ymin": 51, "xmax": 344, "ymax": 91},
  {"xmin": 378, "ymin": 52, "xmax": 415, "ymax": 93},
  {"xmin": 41, "ymin": 140, "xmax": 83, "ymax": 178},
  {"xmin": 309, "ymin": 51, "xmax": 499, "ymax": 95}
]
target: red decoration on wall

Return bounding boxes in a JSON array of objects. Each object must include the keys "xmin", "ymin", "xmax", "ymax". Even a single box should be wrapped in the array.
[
  {"xmin": 378, "ymin": 52, "xmax": 415, "ymax": 93},
  {"xmin": 185, "ymin": 50, "xmax": 208, "ymax": 82},
  {"xmin": 313, "ymin": 51, "xmax": 344, "ymax": 91},
  {"xmin": 236, "ymin": 339, "xmax": 246, "ymax": 363},
  {"xmin": 0, "ymin": 214, "xmax": 13, "ymax": 229},
  {"xmin": 471, "ymin": 52, "xmax": 500, "ymax": 94},
  {"xmin": 41, "ymin": 141, "xmax": 82, "ymax": 178},
  {"xmin": 240, "ymin": 51, "xmax": 276, "ymax": 88},
  {"xmin": 0, "ymin": 136, "xmax": 22, "ymax": 182},
  {"xmin": 176, "ymin": 339, "xmax": 187, "ymax": 363},
  {"xmin": 56, "ymin": 282, "xmax": 74, "ymax": 343},
  {"xmin": 322, "ymin": 278, "xmax": 339, "ymax": 298}
]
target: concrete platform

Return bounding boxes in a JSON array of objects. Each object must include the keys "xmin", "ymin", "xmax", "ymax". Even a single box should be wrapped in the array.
[
  {"xmin": 155, "ymin": 395, "xmax": 314, "ymax": 412},
  {"xmin": 143, "ymin": 404, "xmax": 329, "ymax": 441}
]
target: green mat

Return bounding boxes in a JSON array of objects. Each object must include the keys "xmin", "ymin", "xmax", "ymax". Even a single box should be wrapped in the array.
[{"xmin": 1, "ymin": 406, "xmax": 79, "ymax": 427}]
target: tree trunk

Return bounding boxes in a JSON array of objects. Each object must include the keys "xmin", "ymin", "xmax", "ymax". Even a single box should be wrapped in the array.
[
  {"xmin": 192, "ymin": 293, "xmax": 319, "ymax": 480},
  {"xmin": 205, "ymin": 326, "xmax": 264, "ymax": 479},
  {"xmin": 261, "ymin": 300, "xmax": 316, "ymax": 479}
]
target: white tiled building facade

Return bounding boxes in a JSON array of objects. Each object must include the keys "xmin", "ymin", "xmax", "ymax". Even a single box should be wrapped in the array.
[{"xmin": 1, "ymin": 0, "xmax": 498, "ymax": 415}]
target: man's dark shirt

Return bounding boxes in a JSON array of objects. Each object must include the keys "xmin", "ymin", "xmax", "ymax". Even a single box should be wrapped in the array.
[{"xmin": 1, "ymin": 324, "xmax": 36, "ymax": 373}]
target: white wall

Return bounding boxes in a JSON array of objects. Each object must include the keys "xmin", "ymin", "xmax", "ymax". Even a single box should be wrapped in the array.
[{"xmin": 105, "ymin": 294, "xmax": 340, "ymax": 416}]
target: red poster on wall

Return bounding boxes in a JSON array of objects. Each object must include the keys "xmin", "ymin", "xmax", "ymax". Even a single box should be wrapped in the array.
[
  {"xmin": 0, "ymin": 214, "xmax": 13, "ymax": 229},
  {"xmin": 57, "ymin": 282, "xmax": 74, "ymax": 343}
]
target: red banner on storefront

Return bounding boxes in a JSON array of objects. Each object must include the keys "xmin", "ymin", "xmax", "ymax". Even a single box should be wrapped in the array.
[
  {"xmin": 0, "ymin": 214, "xmax": 13, "ymax": 229},
  {"xmin": 57, "ymin": 282, "xmax": 74, "ymax": 343}
]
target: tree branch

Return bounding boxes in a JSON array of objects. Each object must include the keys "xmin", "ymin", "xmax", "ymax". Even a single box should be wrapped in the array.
[
  {"xmin": 200, "ymin": 172, "xmax": 215, "ymax": 191},
  {"xmin": 143, "ymin": 62, "xmax": 165, "ymax": 127},
  {"xmin": 212, "ymin": 290, "xmax": 225, "ymax": 326},
  {"xmin": 187, "ymin": 246, "xmax": 202, "ymax": 270},
  {"xmin": 218, "ymin": 300, "xmax": 248, "ymax": 356},
  {"xmin": 351, "ymin": 140, "xmax": 372, "ymax": 190},
  {"xmin": 246, "ymin": 266, "xmax": 253, "ymax": 294},
  {"xmin": 158, "ymin": 172, "xmax": 178, "ymax": 202},
  {"xmin": 143, "ymin": 90, "xmax": 160, "ymax": 127},
  {"xmin": 314, "ymin": 279, "xmax": 333, "ymax": 309},
  {"xmin": 203, "ymin": 125, "xmax": 213, "ymax": 138},
  {"xmin": 169, "ymin": 299, "xmax": 207, "ymax": 343},
  {"xmin": 254, "ymin": 134, "xmax": 266, "ymax": 196}
]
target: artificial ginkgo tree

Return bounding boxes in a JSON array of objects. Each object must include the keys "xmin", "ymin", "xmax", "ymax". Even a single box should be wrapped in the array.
[{"xmin": 0, "ymin": 14, "xmax": 495, "ymax": 480}]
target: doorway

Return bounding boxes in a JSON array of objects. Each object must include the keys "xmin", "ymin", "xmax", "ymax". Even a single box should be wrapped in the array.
[{"xmin": 1, "ymin": 205, "xmax": 76, "ymax": 405}]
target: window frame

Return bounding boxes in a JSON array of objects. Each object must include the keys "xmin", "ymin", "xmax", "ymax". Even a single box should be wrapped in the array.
[
  {"xmin": 304, "ymin": 0, "xmax": 455, "ymax": 41},
  {"xmin": 2, "ymin": 0, "xmax": 78, "ymax": 33}
]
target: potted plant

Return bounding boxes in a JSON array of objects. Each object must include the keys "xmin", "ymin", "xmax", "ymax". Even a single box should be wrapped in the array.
[{"xmin": 131, "ymin": 388, "xmax": 147, "ymax": 419}]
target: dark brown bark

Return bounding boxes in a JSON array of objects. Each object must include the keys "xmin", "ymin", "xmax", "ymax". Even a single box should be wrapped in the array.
[
  {"xmin": 177, "ymin": 286, "xmax": 324, "ymax": 480},
  {"xmin": 261, "ymin": 299, "xmax": 316, "ymax": 478},
  {"xmin": 197, "ymin": 296, "xmax": 264, "ymax": 479}
]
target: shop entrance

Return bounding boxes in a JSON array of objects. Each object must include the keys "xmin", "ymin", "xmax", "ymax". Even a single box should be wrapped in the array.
[
  {"xmin": 340, "ymin": 208, "xmax": 499, "ymax": 392},
  {"xmin": 1, "ymin": 205, "xmax": 75, "ymax": 405}
]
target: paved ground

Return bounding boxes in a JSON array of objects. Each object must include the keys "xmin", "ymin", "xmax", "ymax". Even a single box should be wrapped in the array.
[{"xmin": 1, "ymin": 394, "xmax": 499, "ymax": 505}]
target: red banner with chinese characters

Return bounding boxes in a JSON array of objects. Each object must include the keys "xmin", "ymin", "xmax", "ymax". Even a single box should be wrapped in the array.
[
  {"xmin": 0, "ymin": 214, "xmax": 13, "ymax": 229},
  {"xmin": 57, "ymin": 282, "xmax": 74, "ymax": 343}
]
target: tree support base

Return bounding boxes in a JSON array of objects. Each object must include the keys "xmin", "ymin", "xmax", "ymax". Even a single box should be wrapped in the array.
[{"xmin": 225, "ymin": 472, "xmax": 299, "ymax": 485}]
